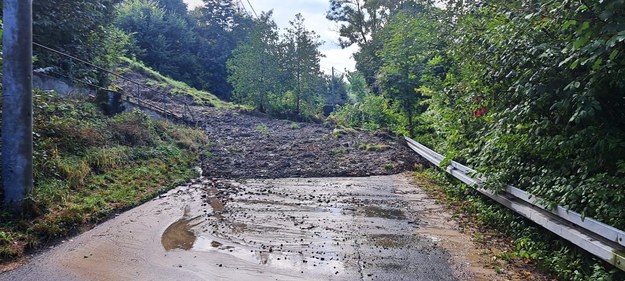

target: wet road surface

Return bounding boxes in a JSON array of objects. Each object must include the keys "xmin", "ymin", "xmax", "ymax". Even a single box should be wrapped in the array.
[{"xmin": 1, "ymin": 174, "xmax": 495, "ymax": 280}]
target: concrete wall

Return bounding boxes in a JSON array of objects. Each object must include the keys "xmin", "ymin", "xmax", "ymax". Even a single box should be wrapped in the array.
[
  {"xmin": 123, "ymin": 101, "xmax": 165, "ymax": 120},
  {"xmin": 33, "ymin": 72, "xmax": 95, "ymax": 96}
]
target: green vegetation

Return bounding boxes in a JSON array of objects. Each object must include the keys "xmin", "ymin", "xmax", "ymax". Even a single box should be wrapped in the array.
[
  {"xmin": 358, "ymin": 143, "xmax": 390, "ymax": 152},
  {"xmin": 118, "ymin": 57, "xmax": 233, "ymax": 108},
  {"xmin": 416, "ymin": 169, "xmax": 625, "ymax": 281},
  {"xmin": 114, "ymin": 0, "xmax": 255, "ymax": 99},
  {"xmin": 289, "ymin": 122, "xmax": 301, "ymax": 130},
  {"xmin": 0, "ymin": 92, "xmax": 207, "ymax": 260},
  {"xmin": 331, "ymin": 128, "xmax": 355, "ymax": 139},
  {"xmin": 26, "ymin": 0, "xmax": 131, "ymax": 87},
  {"xmin": 228, "ymin": 13, "xmax": 344, "ymax": 120},
  {"xmin": 330, "ymin": 93, "xmax": 404, "ymax": 133},
  {"xmin": 328, "ymin": 0, "xmax": 625, "ymax": 278},
  {"xmin": 256, "ymin": 123, "xmax": 269, "ymax": 137}
]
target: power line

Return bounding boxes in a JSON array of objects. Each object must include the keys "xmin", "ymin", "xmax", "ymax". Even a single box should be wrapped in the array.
[
  {"xmin": 237, "ymin": 0, "xmax": 251, "ymax": 17},
  {"xmin": 244, "ymin": 0, "xmax": 258, "ymax": 18},
  {"xmin": 321, "ymin": 66, "xmax": 347, "ymax": 76},
  {"xmin": 32, "ymin": 41, "xmax": 198, "ymax": 123},
  {"xmin": 33, "ymin": 42, "xmax": 144, "ymax": 88}
]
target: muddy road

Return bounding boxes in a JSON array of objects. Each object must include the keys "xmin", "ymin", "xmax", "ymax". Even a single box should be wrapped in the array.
[
  {"xmin": 0, "ymin": 108, "xmax": 521, "ymax": 280},
  {"xmin": 0, "ymin": 174, "xmax": 500, "ymax": 281}
]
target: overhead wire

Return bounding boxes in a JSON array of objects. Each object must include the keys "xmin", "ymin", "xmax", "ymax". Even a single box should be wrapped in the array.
[
  {"xmin": 244, "ymin": 0, "xmax": 258, "ymax": 18},
  {"xmin": 33, "ymin": 42, "xmax": 143, "ymax": 88},
  {"xmin": 32, "ymin": 41, "xmax": 198, "ymax": 122},
  {"xmin": 237, "ymin": 0, "xmax": 251, "ymax": 17}
]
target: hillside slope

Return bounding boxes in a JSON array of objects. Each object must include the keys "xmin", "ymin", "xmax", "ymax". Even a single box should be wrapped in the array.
[{"xmin": 115, "ymin": 57, "xmax": 234, "ymax": 109}]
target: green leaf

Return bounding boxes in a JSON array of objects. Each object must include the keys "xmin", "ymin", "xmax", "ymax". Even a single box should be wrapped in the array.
[
  {"xmin": 592, "ymin": 58, "xmax": 603, "ymax": 70},
  {"xmin": 580, "ymin": 21, "xmax": 591, "ymax": 31},
  {"xmin": 562, "ymin": 20, "xmax": 577, "ymax": 30},
  {"xmin": 609, "ymin": 49, "xmax": 619, "ymax": 61},
  {"xmin": 573, "ymin": 36, "xmax": 589, "ymax": 49}
]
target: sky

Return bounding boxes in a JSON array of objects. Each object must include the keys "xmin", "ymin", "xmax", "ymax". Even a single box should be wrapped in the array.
[{"xmin": 183, "ymin": 0, "xmax": 358, "ymax": 75}]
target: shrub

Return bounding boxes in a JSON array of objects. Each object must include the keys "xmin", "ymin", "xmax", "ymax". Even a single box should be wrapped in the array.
[
  {"xmin": 46, "ymin": 117, "xmax": 106, "ymax": 153},
  {"xmin": 329, "ymin": 94, "xmax": 404, "ymax": 133},
  {"xmin": 54, "ymin": 157, "xmax": 91, "ymax": 190},
  {"xmin": 85, "ymin": 146, "xmax": 130, "ymax": 173},
  {"xmin": 107, "ymin": 110, "xmax": 154, "ymax": 146}
]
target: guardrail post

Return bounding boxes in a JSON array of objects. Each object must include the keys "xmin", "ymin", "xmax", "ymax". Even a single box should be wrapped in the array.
[{"xmin": 2, "ymin": 0, "xmax": 33, "ymax": 210}]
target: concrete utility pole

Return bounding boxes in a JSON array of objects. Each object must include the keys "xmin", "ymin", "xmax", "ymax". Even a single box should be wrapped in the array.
[
  {"xmin": 2, "ymin": 0, "xmax": 33, "ymax": 209},
  {"xmin": 331, "ymin": 67, "xmax": 335, "ymax": 100}
]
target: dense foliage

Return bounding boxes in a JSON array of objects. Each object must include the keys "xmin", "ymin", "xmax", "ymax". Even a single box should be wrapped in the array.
[
  {"xmin": 7, "ymin": 0, "xmax": 254, "ymax": 99},
  {"xmin": 115, "ymin": 0, "xmax": 254, "ymax": 100},
  {"xmin": 0, "ymin": 0, "xmax": 132, "ymax": 87},
  {"xmin": 115, "ymin": 0, "xmax": 200, "ymax": 87},
  {"xmin": 420, "ymin": 169, "xmax": 625, "ymax": 281},
  {"xmin": 330, "ymin": 0, "xmax": 625, "ymax": 278},
  {"xmin": 432, "ymin": 0, "xmax": 625, "ymax": 229}
]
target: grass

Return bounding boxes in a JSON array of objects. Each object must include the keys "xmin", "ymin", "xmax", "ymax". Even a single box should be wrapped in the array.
[
  {"xmin": 0, "ymin": 92, "xmax": 208, "ymax": 263},
  {"xmin": 290, "ymin": 122, "xmax": 301, "ymax": 130},
  {"xmin": 256, "ymin": 123, "xmax": 269, "ymax": 136},
  {"xmin": 117, "ymin": 57, "xmax": 234, "ymax": 109},
  {"xmin": 414, "ymin": 166, "xmax": 625, "ymax": 281},
  {"xmin": 332, "ymin": 126, "xmax": 358, "ymax": 139},
  {"xmin": 358, "ymin": 143, "xmax": 391, "ymax": 152}
]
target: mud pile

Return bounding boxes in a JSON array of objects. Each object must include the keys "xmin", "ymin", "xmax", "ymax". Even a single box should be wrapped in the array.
[{"xmin": 198, "ymin": 109, "xmax": 420, "ymax": 179}]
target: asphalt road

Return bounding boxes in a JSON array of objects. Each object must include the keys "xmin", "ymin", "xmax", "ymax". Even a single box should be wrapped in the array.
[{"xmin": 1, "ymin": 174, "xmax": 495, "ymax": 281}]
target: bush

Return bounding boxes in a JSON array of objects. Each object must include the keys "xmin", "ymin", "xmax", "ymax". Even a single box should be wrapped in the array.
[
  {"xmin": 46, "ymin": 117, "xmax": 106, "ymax": 153},
  {"xmin": 329, "ymin": 94, "xmax": 403, "ymax": 133},
  {"xmin": 107, "ymin": 110, "xmax": 155, "ymax": 146}
]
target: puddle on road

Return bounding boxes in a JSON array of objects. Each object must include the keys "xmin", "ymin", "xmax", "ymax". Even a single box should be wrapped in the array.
[
  {"xmin": 363, "ymin": 206, "xmax": 405, "ymax": 219},
  {"xmin": 161, "ymin": 218, "xmax": 197, "ymax": 251}
]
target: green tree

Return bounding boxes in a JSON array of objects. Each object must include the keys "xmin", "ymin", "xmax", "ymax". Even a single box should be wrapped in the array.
[
  {"xmin": 326, "ymin": 0, "xmax": 423, "ymax": 47},
  {"xmin": 282, "ymin": 13, "xmax": 324, "ymax": 117},
  {"xmin": 327, "ymin": 0, "xmax": 427, "ymax": 93},
  {"xmin": 227, "ymin": 12, "xmax": 282, "ymax": 113},
  {"xmin": 155, "ymin": 0, "xmax": 189, "ymax": 16},
  {"xmin": 115, "ymin": 0, "xmax": 201, "ymax": 86},
  {"xmin": 426, "ymin": 0, "xmax": 625, "ymax": 231},
  {"xmin": 324, "ymin": 72, "xmax": 348, "ymax": 107},
  {"xmin": 346, "ymin": 71, "xmax": 369, "ymax": 102},
  {"xmin": 377, "ymin": 6, "xmax": 444, "ymax": 136},
  {"xmin": 1, "ymin": 0, "xmax": 129, "ymax": 86},
  {"xmin": 192, "ymin": 0, "xmax": 254, "ymax": 100}
]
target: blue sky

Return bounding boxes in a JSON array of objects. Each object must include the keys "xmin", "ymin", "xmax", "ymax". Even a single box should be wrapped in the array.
[{"xmin": 183, "ymin": 0, "xmax": 358, "ymax": 74}]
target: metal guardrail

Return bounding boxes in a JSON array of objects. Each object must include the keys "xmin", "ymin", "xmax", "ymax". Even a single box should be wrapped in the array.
[{"xmin": 405, "ymin": 136, "xmax": 625, "ymax": 272}]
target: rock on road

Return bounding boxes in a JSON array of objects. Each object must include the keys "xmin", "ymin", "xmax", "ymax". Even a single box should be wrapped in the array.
[{"xmin": 1, "ymin": 174, "xmax": 498, "ymax": 281}]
